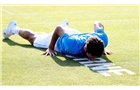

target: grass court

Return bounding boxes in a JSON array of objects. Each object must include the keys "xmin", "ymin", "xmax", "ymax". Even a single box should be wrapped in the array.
[{"xmin": 0, "ymin": 4, "xmax": 139, "ymax": 85}]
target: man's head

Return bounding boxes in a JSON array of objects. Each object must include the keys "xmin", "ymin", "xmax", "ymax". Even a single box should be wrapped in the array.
[{"xmin": 84, "ymin": 36, "xmax": 104, "ymax": 60}]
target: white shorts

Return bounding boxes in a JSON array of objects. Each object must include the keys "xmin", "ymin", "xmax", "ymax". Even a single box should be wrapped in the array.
[{"xmin": 33, "ymin": 27, "xmax": 81, "ymax": 51}]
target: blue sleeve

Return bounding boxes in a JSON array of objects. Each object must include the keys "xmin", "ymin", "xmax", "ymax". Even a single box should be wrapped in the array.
[{"xmin": 95, "ymin": 29, "xmax": 108, "ymax": 48}]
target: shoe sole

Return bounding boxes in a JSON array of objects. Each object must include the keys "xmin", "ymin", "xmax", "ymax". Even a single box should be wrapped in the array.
[{"xmin": 3, "ymin": 20, "xmax": 17, "ymax": 39}]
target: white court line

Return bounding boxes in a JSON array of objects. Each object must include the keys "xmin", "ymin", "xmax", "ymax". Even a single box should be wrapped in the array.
[
  {"xmin": 0, "ymin": 8, "xmax": 14, "ymax": 15},
  {"xmin": 15, "ymin": 19, "xmax": 139, "ymax": 25},
  {"xmin": 2, "ymin": 19, "xmax": 139, "ymax": 27}
]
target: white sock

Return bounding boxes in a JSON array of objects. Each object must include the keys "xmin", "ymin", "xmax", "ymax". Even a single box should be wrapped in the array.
[{"xmin": 11, "ymin": 27, "xmax": 20, "ymax": 35}]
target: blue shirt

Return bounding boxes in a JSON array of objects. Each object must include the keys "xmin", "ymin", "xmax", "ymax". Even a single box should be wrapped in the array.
[{"xmin": 56, "ymin": 29, "xmax": 108, "ymax": 55}]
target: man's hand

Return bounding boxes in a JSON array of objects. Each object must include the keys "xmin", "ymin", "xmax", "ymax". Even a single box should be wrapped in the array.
[
  {"xmin": 42, "ymin": 48, "xmax": 57, "ymax": 56},
  {"xmin": 103, "ymin": 50, "xmax": 113, "ymax": 55}
]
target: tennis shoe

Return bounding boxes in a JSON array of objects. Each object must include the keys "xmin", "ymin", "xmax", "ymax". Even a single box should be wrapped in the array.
[
  {"xmin": 3, "ymin": 20, "xmax": 17, "ymax": 39},
  {"xmin": 61, "ymin": 19, "xmax": 69, "ymax": 27}
]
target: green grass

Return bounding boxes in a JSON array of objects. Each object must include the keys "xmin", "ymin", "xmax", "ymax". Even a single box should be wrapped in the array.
[
  {"xmin": 1, "ymin": 5, "xmax": 139, "ymax": 85},
  {"xmin": 0, "ymin": 4, "xmax": 2, "ymax": 86}
]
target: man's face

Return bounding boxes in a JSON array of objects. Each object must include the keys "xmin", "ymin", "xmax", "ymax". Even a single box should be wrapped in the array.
[
  {"xmin": 86, "ymin": 53, "xmax": 98, "ymax": 61},
  {"xmin": 84, "ymin": 44, "xmax": 98, "ymax": 61}
]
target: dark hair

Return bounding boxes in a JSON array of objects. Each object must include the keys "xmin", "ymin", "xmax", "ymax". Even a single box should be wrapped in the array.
[{"xmin": 86, "ymin": 36, "xmax": 104, "ymax": 57}]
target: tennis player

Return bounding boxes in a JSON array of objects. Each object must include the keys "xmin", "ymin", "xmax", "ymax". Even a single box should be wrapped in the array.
[{"xmin": 3, "ymin": 20, "xmax": 112, "ymax": 60}]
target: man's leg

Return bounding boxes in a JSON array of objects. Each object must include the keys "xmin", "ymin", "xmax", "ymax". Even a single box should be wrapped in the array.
[
  {"xmin": 3, "ymin": 20, "xmax": 80, "ymax": 47},
  {"xmin": 3, "ymin": 20, "xmax": 37, "ymax": 45},
  {"xmin": 61, "ymin": 19, "xmax": 81, "ymax": 35},
  {"xmin": 18, "ymin": 29, "xmax": 37, "ymax": 45}
]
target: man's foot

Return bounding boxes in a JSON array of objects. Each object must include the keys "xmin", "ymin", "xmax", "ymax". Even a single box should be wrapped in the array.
[
  {"xmin": 61, "ymin": 19, "xmax": 69, "ymax": 27},
  {"xmin": 3, "ymin": 20, "xmax": 18, "ymax": 39},
  {"xmin": 94, "ymin": 21, "xmax": 104, "ymax": 32}
]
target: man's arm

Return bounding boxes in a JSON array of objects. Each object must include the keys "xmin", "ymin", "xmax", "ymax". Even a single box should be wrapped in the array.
[
  {"xmin": 94, "ymin": 21, "xmax": 112, "ymax": 55},
  {"xmin": 42, "ymin": 26, "xmax": 66, "ymax": 56}
]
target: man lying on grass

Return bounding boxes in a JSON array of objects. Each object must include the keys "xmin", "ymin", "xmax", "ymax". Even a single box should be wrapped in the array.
[{"xmin": 3, "ymin": 20, "xmax": 112, "ymax": 60}]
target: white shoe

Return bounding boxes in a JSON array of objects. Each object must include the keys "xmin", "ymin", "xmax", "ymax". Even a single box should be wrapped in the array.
[
  {"xmin": 94, "ymin": 21, "xmax": 104, "ymax": 32},
  {"xmin": 61, "ymin": 19, "xmax": 69, "ymax": 27},
  {"xmin": 3, "ymin": 20, "xmax": 17, "ymax": 39}
]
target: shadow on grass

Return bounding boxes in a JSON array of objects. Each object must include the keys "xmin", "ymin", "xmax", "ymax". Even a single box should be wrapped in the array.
[
  {"xmin": 3, "ymin": 39, "xmax": 113, "ymax": 71},
  {"xmin": 51, "ymin": 54, "xmax": 82, "ymax": 67},
  {"xmin": 2, "ymin": 39, "xmax": 82, "ymax": 67},
  {"xmin": 3, "ymin": 38, "xmax": 45, "ymax": 51}
]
